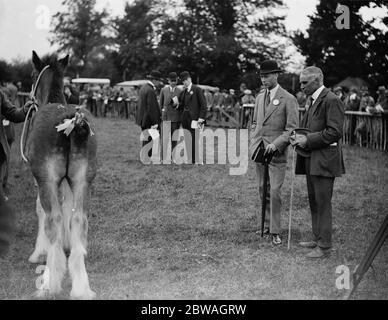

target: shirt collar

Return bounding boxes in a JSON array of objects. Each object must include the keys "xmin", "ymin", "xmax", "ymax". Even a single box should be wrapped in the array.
[
  {"xmin": 147, "ymin": 81, "xmax": 156, "ymax": 90},
  {"xmin": 311, "ymin": 85, "xmax": 325, "ymax": 102},
  {"xmin": 187, "ymin": 83, "xmax": 193, "ymax": 92},
  {"xmin": 267, "ymin": 84, "xmax": 279, "ymax": 100}
]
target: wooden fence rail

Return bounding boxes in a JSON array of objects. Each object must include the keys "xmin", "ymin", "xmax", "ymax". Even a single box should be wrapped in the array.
[{"xmin": 15, "ymin": 93, "xmax": 388, "ymax": 151}]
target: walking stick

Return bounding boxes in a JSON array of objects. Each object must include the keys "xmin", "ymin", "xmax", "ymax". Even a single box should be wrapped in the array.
[
  {"xmin": 288, "ymin": 146, "xmax": 297, "ymax": 250},
  {"xmin": 261, "ymin": 160, "xmax": 269, "ymax": 237}
]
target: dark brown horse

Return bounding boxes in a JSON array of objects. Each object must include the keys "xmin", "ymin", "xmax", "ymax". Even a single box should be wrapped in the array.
[{"xmin": 25, "ymin": 51, "xmax": 97, "ymax": 299}]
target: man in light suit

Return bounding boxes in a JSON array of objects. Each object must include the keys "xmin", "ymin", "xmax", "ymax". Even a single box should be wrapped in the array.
[
  {"xmin": 249, "ymin": 60, "xmax": 299, "ymax": 245},
  {"xmin": 178, "ymin": 71, "xmax": 207, "ymax": 164},
  {"xmin": 291, "ymin": 66, "xmax": 345, "ymax": 259},
  {"xmin": 160, "ymin": 72, "xmax": 182, "ymax": 154}
]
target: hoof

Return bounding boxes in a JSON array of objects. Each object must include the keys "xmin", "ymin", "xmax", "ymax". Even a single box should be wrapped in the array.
[
  {"xmin": 34, "ymin": 289, "xmax": 60, "ymax": 300},
  {"xmin": 29, "ymin": 252, "xmax": 46, "ymax": 264},
  {"xmin": 70, "ymin": 288, "xmax": 96, "ymax": 300}
]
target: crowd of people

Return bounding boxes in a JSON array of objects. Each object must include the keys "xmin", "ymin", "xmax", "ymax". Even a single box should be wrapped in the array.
[{"xmin": 296, "ymin": 85, "xmax": 388, "ymax": 113}]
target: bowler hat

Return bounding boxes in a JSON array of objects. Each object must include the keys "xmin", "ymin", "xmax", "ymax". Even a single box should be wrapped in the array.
[
  {"xmin": 292, "ymin": 128, "xmax": 311, "ymax": 158},
  {"xmin": 180, "ymin": 71, "xmax": 191, "ymax": 81},
  {"xmin": 377, "ymin": 86, "xmax": 386, "ymax": 93},
  {"xmin": 146, "ymin": 70, "xmax": 162, "ymax": 81},
  {"xmin": 259, "ymin": 60, "xmax": 282, "ymax": 75},
  {"xmin": 167, "ymin": 72, "xmax": 178, "ymax": 81}
]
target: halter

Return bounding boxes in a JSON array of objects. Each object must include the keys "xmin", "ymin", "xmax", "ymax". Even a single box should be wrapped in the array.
[{"xmin": 20, "ymin": 65, "xmax": 50, "ymax": 163}]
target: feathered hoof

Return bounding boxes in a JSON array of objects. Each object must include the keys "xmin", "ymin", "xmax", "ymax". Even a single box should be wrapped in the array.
[
  {"xmin": 70, "ymin": 288, "xmax": 96, "ymax": 300},
  {"xmin": 29, "ymin": 252, "xmax": 46, "ymax": 264}
]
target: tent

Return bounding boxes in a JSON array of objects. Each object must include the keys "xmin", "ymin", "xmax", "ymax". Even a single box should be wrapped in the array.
[
  {"xmin": 72, "ymin": 78, "xmax": 111, "ymax": 85},
  {"xmin": 177, "ymin": 84, "xmax": 218, "ymax": 92},
  {"xmin": 115, "ymin": 80, "xmax": 149, "ymax": 88},
  {"xmin": 335, "ymin": 77, "xmax": 369, "ymax": 90}
]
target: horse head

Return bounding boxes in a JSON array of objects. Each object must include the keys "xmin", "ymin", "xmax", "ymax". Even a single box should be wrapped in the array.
[{"xmin": 32, "ymin": 51, "xmax": 69, "ymax": 107}]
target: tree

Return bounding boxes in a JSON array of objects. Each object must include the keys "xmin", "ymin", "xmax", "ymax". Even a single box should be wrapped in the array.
[
  {"xmin": 157, "ymin": 0, "xmax": 286, "ymax": 89},
  {"xmin": 50, "ymin": 0, "xmax": 111, "ymax": 74},
  {"xmin": 113, "ymin": 0, "xmax": 161, "ymax": 81},
  {"xmin": 293, "ymin": 0, "xmax": 388, "ymax": 87}
]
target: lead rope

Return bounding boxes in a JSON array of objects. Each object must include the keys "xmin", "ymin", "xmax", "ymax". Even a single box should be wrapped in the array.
[{"xmin": 20, "ymin": 65, "xmax": 50, "ymax": 163}]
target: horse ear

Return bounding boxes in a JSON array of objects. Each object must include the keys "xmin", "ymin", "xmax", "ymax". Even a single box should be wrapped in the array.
[
  {"xmin": 32, "ymin": 51, "xmax": 43, "ymax": 71},
  {"xmin": 59, "ymin": 55, "xmax": 70, "ymax": 69}
]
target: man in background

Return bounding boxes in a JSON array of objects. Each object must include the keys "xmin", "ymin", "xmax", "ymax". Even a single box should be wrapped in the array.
[
  {"xmin": 178, "ymin": 71, "xmax": 207, "ymax": 164},
  {"xmin": 136, "ymin": 70, "xmax": 163, "ymax": 159},
  {"xmin": 160, "ymin": 72, "xmax": 182, "ymax": 157}
]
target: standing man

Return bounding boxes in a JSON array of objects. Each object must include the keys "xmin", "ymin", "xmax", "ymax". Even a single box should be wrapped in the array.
[
  {"xmin": 178, "ymin": 71, "xmax": 207, "ymax": 164},
  {"xmin": 291, "ymin": 66, "xmax": 345, "ymax": 259},
  {"xmin": 249, "ymin": 60, "xmax": 299, "ymax": 245},
  {"xmin": 160, "ymin": 72, "xmax": 182, "ymax": 155},
  {"xmin": 136, "ymin": 70, "xmax": 163, "ymax": 159},
  {"xmin": 0, "ymin": 88, "xmax": 32, "ymax": 256}
]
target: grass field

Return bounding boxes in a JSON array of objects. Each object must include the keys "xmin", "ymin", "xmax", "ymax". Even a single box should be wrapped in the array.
[{"xmin": 0, "ymin": 117, "xmax": 387, "ymax": 300}]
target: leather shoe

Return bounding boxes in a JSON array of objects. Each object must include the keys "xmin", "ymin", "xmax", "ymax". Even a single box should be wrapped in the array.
[
  {"xmin": 306, "ymin": 247, "xmax": 331, "ymax": 259},
  {"xmin": 298, "ymin": 241, "xmax": 317, "ymax": 249}
]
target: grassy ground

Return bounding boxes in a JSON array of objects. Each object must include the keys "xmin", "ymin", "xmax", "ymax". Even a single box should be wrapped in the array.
[{"xmin": 0, "ymin": 117, "xmax": 387, "ymax": 300}]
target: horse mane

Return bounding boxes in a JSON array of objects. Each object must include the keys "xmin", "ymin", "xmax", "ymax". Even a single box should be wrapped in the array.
[{"xmin": 34, "ymin": 54, "xmax": 66, "ymax": 104}]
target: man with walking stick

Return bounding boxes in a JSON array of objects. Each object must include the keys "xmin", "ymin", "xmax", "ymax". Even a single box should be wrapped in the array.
[
  {"xmin": 249, "ymin": 60, "xmax": 299, "ymax": 245},
  {"xmin": 291, "ymin": 66, "xmax": 345, "ymax": 258}
]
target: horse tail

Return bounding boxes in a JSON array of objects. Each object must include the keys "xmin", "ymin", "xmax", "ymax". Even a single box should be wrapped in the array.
[{"xmin": 56, "ymin": 108, "xmax": 95, "ymax": 141}]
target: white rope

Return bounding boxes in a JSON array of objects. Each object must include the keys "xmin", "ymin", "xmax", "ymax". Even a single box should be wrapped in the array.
[
  {"xmin": 20, "ymin": 104, "xmax": 39, "ymax": 163},
  {"xmin": 287, "ymin": 146, "xmax": 297, "ymax": 251},
  {"xmin": 20, "ymin": 65, "xmax": 50, "ymax": 163}
]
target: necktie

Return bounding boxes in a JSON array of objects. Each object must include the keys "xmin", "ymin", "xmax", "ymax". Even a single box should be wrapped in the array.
[
  {"xmin": 305, "ymin": 96, "xmax": 313, "ymax": 111},
  {"xmin": 305, "ymin": 96, "xmax": 313, "ymax": 127},
  {"xmin": 264, "ymin": 90, "xmax": 271, "ymax": 115}
]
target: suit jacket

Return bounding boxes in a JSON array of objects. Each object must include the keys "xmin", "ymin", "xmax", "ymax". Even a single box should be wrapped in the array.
[
  {"xmin": 159, "ymin": 85, "xmax": 182, "ymax": 122},
  {"xmin": 295, "ymin": 88, "xmax": 346, "ymax": 177},
  {"xmin": 249, "ymin": 86, "xmax": 299, "ymax": 162},
  {"xmin": 0, "ymin": 89, "xmax": 26, "ymax": 169},
  {"xmin": 178, "ymin": 85, "xmax": 207, "ymax": 121},
  {"xmin": 136, "ymin": 83, "xmax": 161, "ymax": 129}
]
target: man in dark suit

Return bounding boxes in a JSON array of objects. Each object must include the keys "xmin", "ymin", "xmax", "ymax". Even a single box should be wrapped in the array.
[
  {"xmin": 291, "ymin": 66, "xmax": 345, "ymax": 259},
  {"xmin": 178, "ymin": 71, "xmax": 207, "ymax": 164},
  {"xmin": 0, "ymin": 88, "xmax": 32, "ymax": 256},
  {"xmin": 136, "ymin": 70, "xmax": 163, "ymax": 159},
  {"xmin": 160, "ymin": 72, "xmax": 182, "ymax": 156}
]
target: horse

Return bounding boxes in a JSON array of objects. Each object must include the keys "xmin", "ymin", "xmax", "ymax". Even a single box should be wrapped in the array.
[{"xmin": 24, "ymin": 51, "xmax": 97, "ymax": 299}]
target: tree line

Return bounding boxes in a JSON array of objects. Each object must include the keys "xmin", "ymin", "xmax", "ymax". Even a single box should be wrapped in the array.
[{"xmin": 0, "ymin": 0, "xmax": 386, "ymax": 92}]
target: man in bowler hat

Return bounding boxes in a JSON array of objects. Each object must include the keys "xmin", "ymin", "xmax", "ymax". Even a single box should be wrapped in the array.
[
  {"xmin": 291, "ymin": 66, "xmax": 345, "ymax": 258},
  {"xmin": 136, "ymin": 70, "xmax": 163, "ymax": 159},
  {"xmin": 249, "ymin": 60, "xmax": 299, "ymax": 245},
  {"xmin": 177, "ymin": 71, "xmax": 207, "ymax": 164}
]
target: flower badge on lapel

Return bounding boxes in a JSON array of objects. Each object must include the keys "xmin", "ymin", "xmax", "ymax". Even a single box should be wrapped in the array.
[
  {"xmin": 273, "ymin": 99, "xmax": 280, "ymax": 106},
  {"xmin": 189, "ymin": 91, "xmax": 194, "ymax": 96}
]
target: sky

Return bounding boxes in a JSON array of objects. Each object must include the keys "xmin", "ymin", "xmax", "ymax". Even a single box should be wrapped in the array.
[{"xmin": 0, "ymin": 0, "xmax": 386, "ymax": 63}]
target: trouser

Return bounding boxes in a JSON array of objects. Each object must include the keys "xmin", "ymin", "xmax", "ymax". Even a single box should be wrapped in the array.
[
  {"xmin": 305, "ymin": 158, "xmax": 335, "ymax": 249},
  {"xmin": 181, "ymin": 112, "xmax": 199, "ymax": 164},
  {"xmin": 255, "ymin": 160, "xmax": 287, "ymax": 234}
]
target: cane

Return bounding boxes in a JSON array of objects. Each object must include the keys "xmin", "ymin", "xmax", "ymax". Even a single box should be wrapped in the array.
[
  {"xmin": 287, "ymin": 144, "xmax": 297, "ymax": 250},
  {"xmin": 261, "ymin": 160, "xmax": 269, "ymax": 237}
]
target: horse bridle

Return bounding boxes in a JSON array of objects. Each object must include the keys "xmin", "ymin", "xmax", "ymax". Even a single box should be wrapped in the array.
[{"xmin": 20, "ymin": 65, "xmax": 50, "ymax": 163}]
